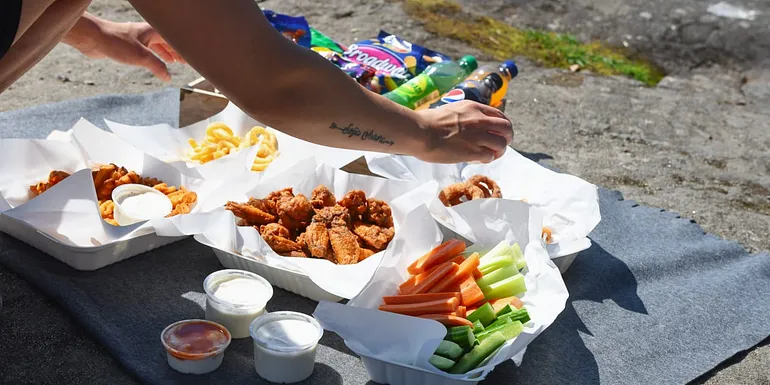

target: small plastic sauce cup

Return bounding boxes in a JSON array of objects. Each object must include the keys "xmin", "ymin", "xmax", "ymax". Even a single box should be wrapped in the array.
[
  {"xmin": 204, "ymin": 269, "xmax": 274, "ymax": 339},
  {"xmin": 160, "ymin": 319, "xmax": 231, "ymax": 374},
  {"xmin": 111, "ymin": 184, "xmax": 172, "ymax": 226},
  {"xmin": 249, "ymin": 311, "xmax": 324, "ymax": 384}
]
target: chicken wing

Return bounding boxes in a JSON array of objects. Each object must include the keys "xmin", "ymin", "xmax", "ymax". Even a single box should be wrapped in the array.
[
  {"xmin": 311, "ymin": 185, "xmax": 336, "ymax": 209},
  {"xmin": 312, "ymin": 205, "xmax": 350, "ymax": 228},
  {"xmin": 248, "ymin": 197, "xmax": 277, "ymax": 216},
  {"xmin": 359, "ymin": 247, "xmax": 376, "ymax": 261},
  {"xmin": 363, "ymin": 198, "xmax": 394, "ymax": 228},
  {"xmin": 352, "ymin": 221, "xmax": 395, "ymax": 251},
  {"xmin": 277, "ymin": 194, "xmax": 314, "ymax": 231},
  {"xmin": 262, "ymin": 233, "xmax": 304, "ymax": 255},
  {"xmin": 328, "ymin": 225, "xmax": 362, "ymax": 265},
  {"xmin": 259, "ymin": 223, "xmax": 291, "ymax": 238},
  {"xmin": 225, "ymin": 201, "xmax": 276, "ymax": 226},
  {"xmin": 338, "ymin": 190, "xmax": 367, "ymax": 217},
  {"xmin": 304, "ymin": 222, "xmax": 334, "ymax": 261}
]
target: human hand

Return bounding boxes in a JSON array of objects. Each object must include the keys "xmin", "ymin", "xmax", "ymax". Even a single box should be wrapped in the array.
[
  {"xmin": 69, "ymin": 18, "xmax": 184, "ymax": 81},
  {"xmin": 414, "ymin": 101, "xmax": 513, "ymax": 164}
]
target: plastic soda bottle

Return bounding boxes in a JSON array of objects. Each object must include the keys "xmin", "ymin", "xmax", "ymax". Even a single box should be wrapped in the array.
[
  {"xmin": 384, "ymin": 55, "xmax": 478, "ymax": 110},
  {"xmin": 464, "ymin": 60, "xmax": 518, "ymax": 107},
  {"xmin": 428, "ymin": 72, "xmax": 505, "ymax": 108}
]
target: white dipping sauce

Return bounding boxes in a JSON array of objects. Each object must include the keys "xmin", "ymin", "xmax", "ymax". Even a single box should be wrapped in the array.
[
  {"xmin": 111, "ymin": 184, "xmax": 172, "ymax": 226},
  {"xmin": 250, "ymin": 312, "xmax": 323, "ymax": 384},
  {"xmin": 204, "ymin": 270, "xmax": 273, "ymax": 339},
  {"xmin": 120, "ymin": 192, "xmax": 171, "ymax": 219}
]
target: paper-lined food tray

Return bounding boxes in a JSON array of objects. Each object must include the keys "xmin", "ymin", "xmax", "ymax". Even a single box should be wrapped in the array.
[
  {"xmin": 105, "ymin": 102, "xmax": 376, "ymax": 181},
  {"xmin": 314, "ymin": 203, "xmax": 568, "ymax": 384},
  {"xmin": 366, "ymin": 149, "xmax": 600, "ymax": 272},
  {"xmin": 207, "ymin": 245, "xmax": 343, "ymax": 302},
  {"xmin": 0, "ymin": 214, "xmax": 184, "ymax": 271},
  {"xmin": 192, "ymin": 158, "xmax": 439, "ymax": 300},
  {"xmin": 0, "ymin": 119, "xmax": 221, "ymax": 270}
]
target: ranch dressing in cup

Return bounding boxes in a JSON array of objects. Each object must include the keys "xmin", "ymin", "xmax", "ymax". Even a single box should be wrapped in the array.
[
  {"xmin": 249, "ymin": 311, "xmax": 323, "ymax": 383},
  {"xmin": 204, "ymin": 269, "xmax": 273, "ymax": 339}
]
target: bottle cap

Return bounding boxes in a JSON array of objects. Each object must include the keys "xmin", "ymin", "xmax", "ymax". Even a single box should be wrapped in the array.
[
  {"xmin": 501, "ymin": 60, "xmax": 519, "ymax": 79},
  {"xmin": 459, "ymin": 55, "xmax": 478, "ymax": 72},
  {"xmin": 484, "ymin": 73, "xmax": 505, "ymax": 92}
]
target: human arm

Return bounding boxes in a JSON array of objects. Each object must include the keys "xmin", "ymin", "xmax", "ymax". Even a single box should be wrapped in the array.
[{"xmin": 126, "ymin": 0, "xmax": 512, "ymax": 163}]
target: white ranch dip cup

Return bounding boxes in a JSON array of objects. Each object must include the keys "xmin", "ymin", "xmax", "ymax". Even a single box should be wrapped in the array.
[
  {"xmin": 249, "ymin": 311, "xmax": 324, "ymax": 383},
  {"xmin": 204, "ymin": 269, "xmax": 273, "ymax": 339},
  {"xmin": 111, "ymin": 184, "xmax": 172, "ymax": 226}
]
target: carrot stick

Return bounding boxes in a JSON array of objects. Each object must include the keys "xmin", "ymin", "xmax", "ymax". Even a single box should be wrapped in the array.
[
  {"xmin": 456, "ymin": 306, "xmax": 467, "ymax": 319},
  {"xmin": 407, "ymin": 239, "xmax": 466, "ymax": 275},
  {"xmin": 378, "ymin": 297, "xmax": 459, "ymax": 316},
  {"xmin": 472, "ymin": 268, "xmax": 483, "ymax": 279},
  {"xmin": 490, "ymin": 296, "xmax": 524, "ymax": 312},
  {"xmin": 382, "ymin": 292, "xmax": 461, "ymax": 305},
  {"xmin": 428, "ymin": 253, "xmax": 480, "ymax": 293},
  {"xmin": 404, "ymin": 262, "xmax": 459, "ymax": 295},
  {"xmin": 398, "ymin": 275, "xmax": 418, "ymax": 295},
  {"xmin": 458, "ymin": 276, "xmax": 485, "ymax": 307},
  {"xmin": 397, "ymin": 256, "xmax": 465, "ymax": 294},
  {"xmin": 418, "ymin": 314, "xmax": 473, "ymax": 327}
]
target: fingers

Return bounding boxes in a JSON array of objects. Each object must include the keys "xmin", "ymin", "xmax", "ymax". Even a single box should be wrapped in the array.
[
  {"xmin": 137, "ymin": 47, "xmax": 171, "ymax": 81},
  {"xmin": 149, "ymin": 43, "xmax": 174, "ymax": 62},
  {"xmin": 469, "ymin": 131, "xmax": 508, "ymax": 159}
]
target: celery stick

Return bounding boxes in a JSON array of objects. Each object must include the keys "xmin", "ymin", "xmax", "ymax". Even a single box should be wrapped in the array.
[
  {"xmin": 466, "ymin": 302, "xmax": 496, "ymax": 327},
  {"xmin": 486, "ymin": 314, "xmax": 513, "ymax": 330},
  {"xmin": 445, "ymin": 325, "xmax": 475, "ymax": 351},
  {"xmin": 475, "ymin": 265, "xmax": 518, "ymax": 289},
  {"xmin": 495, "ymin": 304, "xmax": 515, "ymax": 317},
  {"xmin": 510, "ymin": 243, "xmax": 527, "ymax": 270},
  {"xmin": 482, "ymin": 274, "xmax": 526, "ymax": 300},
  {"xmin": 477, "ymin": 321, "xmax": 524, "ymax": 342},
  {"xmin": 430, "ymin": 354, "xmax": 455, "ymax": 371},
  {"xmin": 471, "ymin": 320, "xmax": 485, "ymax": 333},
  {"xmin": 435, "ymin": 340, "xmax": 463, "ymax": 360},
  {"xmin": 478, "ymin": 255, "xmax": 514, "ymax": 275},
  {"xmin": 504, "ymin": 307, "xmax": 531, "ymax": 324},
  {"xmin": 479, "ymin": 241, "xmax": 509, "ymax": 262},
  {"xmin": 448, "ymin": 332, "xmax": 507, "ymax": 374}
]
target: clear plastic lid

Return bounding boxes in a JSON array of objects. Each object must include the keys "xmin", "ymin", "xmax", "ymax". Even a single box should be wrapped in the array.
[{"xmin": 249, "ymin": 311, "xmax": 323, "ymax": 353}]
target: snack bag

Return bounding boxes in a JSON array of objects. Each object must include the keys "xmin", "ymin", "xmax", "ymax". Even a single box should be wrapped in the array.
[
  {"xmin": 314, "ymin": 49, "xmax": 378, "ymax": 89},
  {"xmin": 342, "ymin": 31, "xmax": 451, "ymax": 94},
  {"xmin": 263, "ymin": 10, "xmax": 311, "ymax": 47},
  {"xmin": 310, "ymin": 28, "xmax": 347, "ymax": 54}
]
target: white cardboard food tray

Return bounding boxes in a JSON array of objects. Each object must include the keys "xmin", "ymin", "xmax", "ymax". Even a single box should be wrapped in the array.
[
  {"xmin": 200, "ymin": 238, "xmax": 343, "ymax": 303},
  {"xmin": 0, "ymin": 214, "xmax": 185, "ymax": 271},
  {"xmin": 353, "ymin": 345, "xmax": 482, "ymax": 385}
]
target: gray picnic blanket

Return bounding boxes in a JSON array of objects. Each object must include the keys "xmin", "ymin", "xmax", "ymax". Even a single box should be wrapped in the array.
[{"xmin": 1, "ymin": 90, "xmax": 769, "ymax": 385}]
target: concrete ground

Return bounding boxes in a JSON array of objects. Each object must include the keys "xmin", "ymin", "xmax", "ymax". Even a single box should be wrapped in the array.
[{"xmin": 1, "ymin": 0, "xmax": 769, "ymax": 384}]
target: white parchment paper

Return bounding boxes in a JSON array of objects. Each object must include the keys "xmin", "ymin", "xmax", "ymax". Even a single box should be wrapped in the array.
[
  {"xmin": 194, "ymin": 158, "xmax": 439, "ymax": 299},
  {"xmin": 105, "ymin": 102, "xmax": 373, "ymax": 180},
  {"xmin": 313, "ymin": 201, "xmax": 568, "ymax": 381},
  {"xmin": 0, "ymin": 119, "xmax": 223, "ymax": 248},
  {"xmin": 366, "ymin": 149, "xmax": 601, "ymax": 258}
]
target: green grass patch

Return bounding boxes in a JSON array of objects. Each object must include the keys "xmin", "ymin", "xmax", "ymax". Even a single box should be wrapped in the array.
[{"xmin": 402, "ymin": 0, "xmax": 665, "ymax": 86}]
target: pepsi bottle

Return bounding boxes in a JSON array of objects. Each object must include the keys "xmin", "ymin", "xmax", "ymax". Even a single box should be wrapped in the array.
[{"xmin": 428, "ymin": 72, "xmax": 505, "ymax": 109}]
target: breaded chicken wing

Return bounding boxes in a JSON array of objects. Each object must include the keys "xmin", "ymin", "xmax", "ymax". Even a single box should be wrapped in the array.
[
  {"xmin": 311, "ymin": 185, "xmax": 336, "ymax": 209},
  {"xmin": 304, "ymin": 222, "xmax": 334, "ymax": 261},
  {"xmin": 312, "ymin": 205, "xmax": 350, "ymax": 227},
  {"xmin": 277, "ymin": 194, "xmax": 313, "ymax": 231},
  {"xmin": 328, "ymin": 225, "xmax": 362, "ymax": 265},
  {"xmin": 352, "ymin": 221, "xmax": 395, "ymax": 251},
  {"xmin": 338, "ymin": 190, "xmax": 367, "ymax": 217},
  {"xmin": 225, "ymin": 201, "xmax": 276, "ymax": 226},
  {"xmin": 262, "ymin": 233, "xmax": 304, "ymax": 255},
  {"xmin": 259, "ymin": 223, "xmax": 291, "ymax": 238},
  {"xmin": 363, "ymin": 198, "xmax": 394, "ymax": 228}
]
